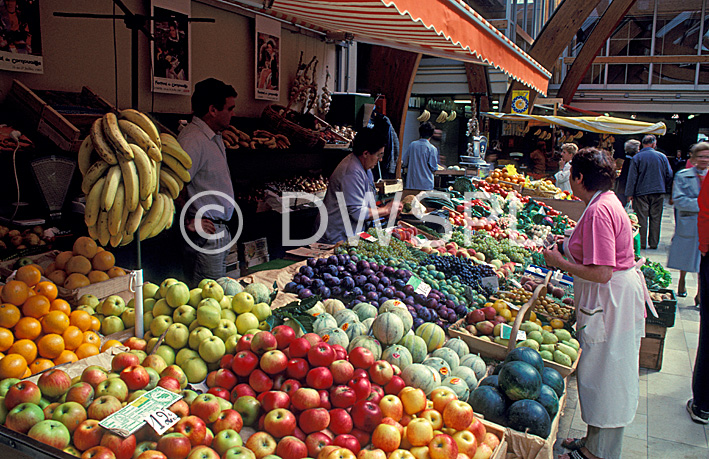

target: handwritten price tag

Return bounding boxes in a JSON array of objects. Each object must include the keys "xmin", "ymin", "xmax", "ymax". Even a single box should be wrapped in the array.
[
  {"xmin": 406, "ymin": 276, "xmax": 431, "ymax": 296},
  {"xmin": 144, "ymin": 408, "xmax": 179, "ymax": 435}
]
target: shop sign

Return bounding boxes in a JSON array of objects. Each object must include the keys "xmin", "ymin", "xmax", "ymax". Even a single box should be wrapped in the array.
[{"xmin": 511, "ymin": 90, "xmax": 530, "ymax": 114}]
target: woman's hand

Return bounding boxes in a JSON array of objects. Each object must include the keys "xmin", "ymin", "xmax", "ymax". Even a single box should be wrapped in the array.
[{"xmin": 543, "ymin": 243, "xmax": 566, "ymax": 268}]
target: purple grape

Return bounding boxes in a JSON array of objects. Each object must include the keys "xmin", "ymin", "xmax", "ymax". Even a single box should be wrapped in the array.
[
  {"xmin": 284, "ymin": 282, "xmax": 297, "ymax": 293},
  {"xmin": 370, "ymin": 263, "xmax": 379, "ymax": 272},
  {"xmin": 331, "ymin": 286, "xmax": 343, "ymax": 296},
  {"xmin": 307, "ymin": 258, "xmax": 317, "ymax": 268},
  {"xmin": 312, "ymin": 279, "xmax": 325, "ymax": 289},
  {"xmin": 327, "ymin": 255, "xmax": 339, "ymax": 265},
  {"xmin": 383, "ymin": 287, "xmax": 395, "ymax": 297},
  {"xmin": 353, "ymin": 287, "xmax": 363, "ymax": 296}
]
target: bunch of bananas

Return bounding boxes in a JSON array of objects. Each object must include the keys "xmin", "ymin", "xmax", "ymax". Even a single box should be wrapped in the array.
[
  {"xmin": 79, "ymin": 109, "xmax": 192, "ymax": 247},
  {"xmin": 416, "ymin": 110, "xmax": 431, "ymax": 122}
]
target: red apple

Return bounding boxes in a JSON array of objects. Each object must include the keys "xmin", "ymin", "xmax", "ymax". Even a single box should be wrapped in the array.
[
  {"xmin": 318, "ymin": 390, "xmax": 331, "ymax": 410},
  {"xmin": 174, "ymin": 415, "xmax": 207, "ymax": 447},
  {"xmin": 366, "ymin": 385, "xmax": 384, "ymax": 404},
  {"xmin": 220, "ymin": 354, "xmax": 234, "ymax": 370},
  {"xmin": 212, "ymin": 409, "xmax": 244, "ymax": 434},
  {"xmin": 428, "ymin": 434, "xmax": 458, "ymax": 459},
  {"xmin": 87, "ymin": 395, "xmax": 122, "ymax": 421},
  {"xmin": 187, "ymin": 446, "xmax": 220, "ymax": 459},
  {"xmin": 349, "ymin": 348, "xmax": 375, "ymax": 370},
  {"xmin": 251, "ymin": 331, "xmax": 278, "ymax": 355},
  {"xmin": 384, "ymin": 376, "xmax": 405, "ymax": 395},
  {"xmin": 160, "ymin": 365, "xmax": 187, "ymax": 389},
  {"xmin": 329, "ymin": 360, "xmax": 354, "ymax": 385},
  {"xmin": 276, "ymin": 436, "xmax": 308, "ymax": 459},
  {"xmin": 371, "ymin": 423, "xmax": 401, "ymax": 453},
  {"xmin": 306, "ymin": 367, "xmax": 333, "ymax": 390},
  {"xmin": 245, "ymin": 431, "xmax": 278, "ymax": 459},
  {"xmin": 191, "ymin": 394, "xmax": 222, "ymax": 423},
  {"xmin": 157, "ymin": 376, "xmax": 181, "ymax": 393},
  {"xmin": 328, "ymin": 408, "xmax": 353, "ymax": 435},
  {"xmin": 482, "ymin": 433, "xmax": 500, "ymax": 451},
  {"xmin": 348, "ymin": 375, "xmax": 371, "ymax": 402},
  {"xmin": 331, "ymin": 345, "xmax": 347, "ymax": 361},
  {"xmin": 305, "ymin": 432, "xmax": 332, "ymax": 458},
  {"xmin": 66, "ymin": 382, "xmax": 95, "ymax": 409},
  {"xmin": 298, "ymin": 408, "xmax": 330, "ymax": 434},
  {"xmin": 333, "ymin": 434, "xmax": 361, "ymax": 455},
  {"xmin": 120, "ymin": 365, "xmax": 150, "ymax": 391},
  {"xmin": 5, "ymin": 381, "xmax": 42, "ymax": 409},
  {"xmin": 231, "ymin": 383, "xmax": 257, "ymax": 402},
  {"xmin": 307, "ymin": 343, "xmax": 335, "ymax": 367},
  {"xmin": 156, "ymin": 432, "xmax": 191, "ymax": 459},
  {"xmin": 442, "ymin": 400, "xmax": 474, "ymax": 431},
  {"xmin": 214, "ymin": 369, "xmax": 238, "ymax": 391},
  {"xmin": 100, "ymin": 431, "xmax": 137, "ymax": 459},
  {"xmin": 232, "ymin": 350, "xmax": 259, "ymax": 377},
  {"xmin": 111, "ymin": 352, "xmax": 140, "ymax": 373},
  {"xmin": 169, "ymin": 400, "xmax": 190, "ymax": 418},
  {"xmin": 288, "ymin": 338, "xmax": 311, "ymax": 359},
  {"xmin": 293, "ymin": 426, "xmax": 306, "ymax": 442},
  {"xmin": 430, "ymin": 387, "xmax": 457, "ymax": 414},
  {"xmin": 124, "ymin": 337, "xmax": 147, "ymax": 351},
  {"xmin": 142, "ymin": 355, "xmax": 168, "ymax": 374},
  {"xmin": 264, "ymin": 408, "xmax": 297, "ymax": 438},
  {"xmin": 351, "ymin": 400, "xmax": 382, "ymax": 432},
  {"xmin": 379, "ymin": 394, "xmax": 403, "ymax": 422},
  {"xmin": 5, "ymin": 402, "xmax": 45, "ymax": 434},
  {"xmin": 208, "ymin": 387, "xmax": 230, "ymax": 400},
  {"xmin": 466, "ymin": 417, "xmax": 486, "ymax": 444},
  {"xmin": 74, "ymin": 419, "xmax": 104, "ymax": 451},
  {"xmin": 260, "ymin": 350, "xmax": 288, "ymax": 375},
  {"xmin": 452, "ymin": 430, "xmax": 477, "ymax": 458},
  {"xmin": 420, "ymin": 409, "xmax": 443, "ymax": 430},
  {"xmin": 236, "ymin": 334, "xmax": 254, "ymax": 352},
  {"xmin": 357, "ymin": 449, "xmax": 386, "ymax": 459},
  {"xmin": 249, "ymin": 369, "xmax": 274, "ymax": 393},
  {"xmin": 471, "ymin": 444, "xmax": 493, "ymax": 459},
  {"xmin": 349, "ymin": 429, "xmax": 370, "ymax": 449},
  {"xmin": 37, "ymin": 369, "xmax": 72, "ymax": 400},
  {"xmin": 81, "ymin": 446, "xmax": 116, "ymax": 459},
  {"xmin": 368, "ymin": 361, "xmax": 394, "ymax": 386},
  {"xmin": 43, "ymin": 402, "xmax": 60, "ymax": 421},
  {"xmin": 280, "ymin": 379, "xmax": 301, "ymax": 399},
  {"xmin": 291, "ymin": 388, "xmax": 320, "ymax": 410},
  {"xmin": 379, "ymin": 417, "xmax": 404, "ymax": 436},
  {"xmin": 302, "ymin": 333, "xmax": 322, "ymax": 346},
  {"xmin": 330, "ymin": 385, "xmax": 357, "ymax": 408},
  {"xmin": 261, "ymin": 391, "xmax": 291, "ymax": 412},
  {"xmin": 286, "ymin": 358, "xmax": 310, "ymax": 380},
  {"xmin": 272, "ymin": 325, "xmax": 296, "ymax": 350}
]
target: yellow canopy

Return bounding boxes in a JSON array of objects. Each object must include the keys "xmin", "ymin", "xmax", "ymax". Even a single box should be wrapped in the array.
[{"xmin": 482, "ymin": 112, "xmax": 666, "ymax": 135}]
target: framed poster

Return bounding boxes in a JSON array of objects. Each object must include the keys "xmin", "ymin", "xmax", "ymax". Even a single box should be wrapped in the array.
[
  {"xmin": 255, "ymin": 16, "xmax": 280, "ymax": 101},
  {"xmin": 152, "ymin": 0, "xmax": 191, "ymax": 95},
  {"xmin": 0, "ymin": 0, "xmax": 43, "ymax": 73}
]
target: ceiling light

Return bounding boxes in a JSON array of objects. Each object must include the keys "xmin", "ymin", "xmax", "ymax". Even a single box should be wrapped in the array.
[
  {"xmin": 454, "ymin": 99, "xmax": 472, "ymax": 104},
  {"xmin": 631, "ymin": 114, "xmax": 636, "ymax": 119},
  {"xmin": 672, "ymin": 114, "xmax": 680, "ymax": 119},
  {"xmin": 604, "ymin": 113, "xmax": 610, "ymax": 116},
  {"xmin": 688, "ymin": 114, "xmax": 696, "ymax": 119}
]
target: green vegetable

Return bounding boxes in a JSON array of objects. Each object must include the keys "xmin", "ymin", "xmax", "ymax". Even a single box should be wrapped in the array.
[{"xmin": 452, "ymin": 177, "xmax": 474, "ymax": 193}]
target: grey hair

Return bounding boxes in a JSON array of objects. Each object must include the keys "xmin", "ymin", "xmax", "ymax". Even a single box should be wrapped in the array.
[{"xmin": 624, "ymin": 139, "xmax": 641, "ymax": 155}]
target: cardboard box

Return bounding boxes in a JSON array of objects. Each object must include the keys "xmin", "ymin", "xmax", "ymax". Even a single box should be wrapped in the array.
[{"xmin": 640, "ymin": 322, "xmax": 666, "ymax": 370}]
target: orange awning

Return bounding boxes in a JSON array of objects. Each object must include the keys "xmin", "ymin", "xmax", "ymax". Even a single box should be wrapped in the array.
[{"xmin": 266, "ymin": 0, "xmax": 551, "ymax": 95}]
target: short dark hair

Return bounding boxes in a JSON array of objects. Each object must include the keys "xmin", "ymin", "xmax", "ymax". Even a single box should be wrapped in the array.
[
  {"xmin": 570, "ymin": 147, "xmax": 616, "ymax": 192},
  {"xmin": 419, "ymin": 122, "xmax": 434, "ymax": 139},
  {"xmin": 192, "ymin": 78, "xmax": 237, "ymax": 118},
  {"xmin": 642, "ymin": 134, "xmax": 656, "ymax": 146},
  {"xmin": 352, "ymin": 126, "xmax": 388, "ymax": 157}
]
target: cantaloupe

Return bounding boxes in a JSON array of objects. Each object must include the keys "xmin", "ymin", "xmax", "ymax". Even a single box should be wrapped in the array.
[
  {"xmin": 415, "ymin": 323, "xmax": 445, "ymax": 352},
  {"xmin": 371, "ymin": 312, "xmax": 405, "ymax": 345}
]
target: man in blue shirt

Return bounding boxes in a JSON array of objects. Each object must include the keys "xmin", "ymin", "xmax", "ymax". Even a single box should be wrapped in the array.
[
  {"xmin": 318, "ymin": 127, "xmax": 403, "ymax": 244},
  {"xmin": 625, "ymin": 134, "xmax": 673, "ymax": 249},
  {"xmin": 402, "ymin": 122, "xmax": 439, "ymax": 190}
]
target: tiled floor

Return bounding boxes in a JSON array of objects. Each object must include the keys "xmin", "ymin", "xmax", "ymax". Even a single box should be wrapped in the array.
[{"xmin": 553, "ymin": 202, "xmax": 709, "ymax": 458}]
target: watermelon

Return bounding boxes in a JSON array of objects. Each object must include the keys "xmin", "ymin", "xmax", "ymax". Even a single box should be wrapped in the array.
[
  {"xmin": 342, "ymin": 321, "xmax": 368, "ymax": 342},
  {"xmin": 348, "ymin": 335, "xmax": 382, "ymax": 360},
  {"xmin": 415, "ymin": 323, "xmax": 445, "ymax": 352},
  {"xmin": 216, "ymin": 277, "xmax": 243, "ymax": 296},
  {"xmin": 400, "ymin": 335, "xmax": 428, "ymax": 363},
  {"xmin": 451, "ymin": 366, "xmax": 478, "ymax": 394},
  {"xmin": 541, "ymin": 367, "xmax": 565, "ymax": 398},
  {"xmin": 537, "ymin": 384, "xmax": 560, "ymax": 419},
  {"xmin": 460, "ymin": 354, "xmax": 487, "ymax": 381},
  {"xmin": 245, "ymin": 283, "xmax": 271, "ymax": 304},
  {"xmin": 371, "ymin": 312, "xmax": 405, "ymax": 345},
  {"xmin": 401, "ymin": 363, "xmax": 437, "ymax": 395},
  {"xmin": 352, "ymin": 302, "xmax": 378, "ymax": 321},
  {"xmin": 498, "ymin": 361, "xmax": 542, "ymax": 401},
  {"xmin": 478, "ymin": 375, "xmax": 499, "ymax": 388},
  {"xmin": 333, "ymin": 309, "xmax": 359, "ymax": 327},
  {"xmin": 443, "ymin": 338, "xmax": 470, "ymax": 358},
  {"xmin": 504, "ymin": 347, "xmax": 544, "ymax": 375},
  {"xmin": 506, "ymin": 399, "xmax": 552, "ymax": 438},
  {"xmin": 323, "ymin": 299, "xmax": 346, "ymax": 315},
  {"xmin": 382, "ymin": 345, "xmax": 413, "ymax": 370},
  {"xmin": 470, "ymin": 386, "xmax": 508, "ymax": 425},
  {"xmin": 432, "ymin": 347, "xmax": 460, "ymax": 371},
  {"xmin": 442, "ymin": 376, "xmax": 470, "ymax": 402},
  {"xmin": 313, "ymin": 313, "xmax": 338, "ymax": 334},
  {"xmin": 319, "ymin": 328, "xmax": 350, "ymax": 348},
  {"xmin": 422, "ymin": 356, "xmax": 452, "ymax": 379}
]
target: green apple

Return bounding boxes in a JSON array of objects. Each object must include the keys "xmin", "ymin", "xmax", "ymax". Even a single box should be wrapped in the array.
[
  {"xmin": 75, "ymin": 305, "xmax": 95, "ymax": 315},
  {"xmin": 189, "ymin": 320, "xmax": 201, "ymax": 332},
  {"xmin": 233, "ymin": 396, "xmax": 261, "ymax": 427},
  {"xmin": 252, "ymin": 303, "xmax": 272, "ymax": 322},
  {"xmin": 0, "ymin": 397, "xmax": 7, "ymax": 424},
  {"xmin": 143, "ymin": 298, "xmax": 156, "ymax": 313},
  {"xmin": 142, "ymin": 311, "xmax": 154, "ymax": 334},
  {"xmin": 224, "ymin": 334, "xmax": 240, "ymax": 355},
  {"xmin": 189, "ymin": 327, "xmax": 214, "ymax": 351},
  {"xmin": 173, "ymin": 305, "xmax": 197, "ymax": 326},
  {"xmin": 127, "ymin": 298, "xmax": 134, "ymax": 308},
  {"xmin": 213, "ymin": 429, "xmax": 243, "ymax": 455},
  {"xmin": 198, "ymin": 278, "xmax": 214, "ymax": 289},
  {"xmin": 166, "ymin": 282, "xmax": 190, "ymax": 308},
  {"xmin": 100, "ymin": 295, "xmax": 126, "ymax": 316},
  {"xmin": 129, "ymin": 350, "xmax": 147, "ymax": 363},
  {"xmin": 127, "ymin": 390, "xmax": 147, "ymax": 403},
  {"xmin": 0, "ymin": 379, "xmax": 20, "ymax": 396},
  {"xmin": 207, "ymin": 361, "xmax": 221, "ymax": 372},
  {"xmin": 258, "ymin": 321, "xmax": 270, "ymax": 331},
  {"xmin": 232, "ymin": 292, "xmax": 255, "ymax": 314},
  {"xmin": 152, "ymin": 299, "xmax": 174, "ymax": 317},
  {"xmin": 188, "ymin": 288, "xmax": 203, "ymax": 307},
  {"xmin": 121, "ymin": 308, "xmax": 136, "ymax": 328},
  {"xmin": 154, "ymin": 345, "xmax": 176, "ymax": 366},
  {"xmin": 143, "ymin": 281, "xmax": 160, "ymax": 298},
  {"xmin": 223, "ymin": 446, "xmax": 256, "ymax": 459},
  {"xmin": 145, "ymin": 367, "xmax": 160, "ymax": 390},
  {"xmin": 101, "ymin": 316, "xmax": 125, "ymax": 335},
  {"xmin": 176, "ymin": 348, "xmax": 200, "ymax": 367},
  {"xmin": 78, "ymin": 294, "xmax": 99, "ymax": 308},
  {"xmin": 198, "ymin": 298, "xmax": 221, "ymax": 310},
  {"xmin": 221, "ymin": 309, "xmax": 237, "ymax": 322},
  {"xmin": 201, "ymin": 280, "xmax": 225, "ymax": 303},
  {"xmin": 235, "ymin": 313, "xmax": 259, "ymax": 335},
  {"xmin": 213, "ymin": 319, "xmax": 238, "ymax": 342},
  {"xmin": 217, "ymin": 397, "xmax": 232, "ymax": 411},
  {"xmin": 199, "ymin": 336, "xmax": 226, "ymax": 363},
  {"xmin": 143, "ymin": 331, "xmax": 153, "ymax": 341},
  {"xmin": 150, "ymin": 314, "xmax": 173, "ymax": 336},
  {"xmin": 165, "ymin": 323, "xmax": 190, "ymax": 349},
  {"xmin": 197, "ymin": 304, "xmax": 221, "ymax": 329},
  {"xmin": 220, "ymin": 295, "xmax": 233, "ymax": 310},
  {"xmin": 182, "ymin": 357, "xmax": 208, "ymax": 384},
  {"xmin": 146, "ymin": 337, "xmax": 160, "ymax": 354},
  {"xmin": 159, "ymin": 278, "xmax": 179, "ymax": 298},
  {"xmin": 180, "ymin": 389, "xmax": 199, "ymax": 405}
]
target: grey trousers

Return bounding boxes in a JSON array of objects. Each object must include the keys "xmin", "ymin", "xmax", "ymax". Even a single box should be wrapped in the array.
[
  {"xmin": 632, "ymin": 193, "xmax": 665, "ymax": 249},
  {"xmin": 183, "ymin": 222, "xmax": 232, "ymax": 287},
  {"xmin": 586, "ymin": 425, "xmax": 625, "ymax": 459}
]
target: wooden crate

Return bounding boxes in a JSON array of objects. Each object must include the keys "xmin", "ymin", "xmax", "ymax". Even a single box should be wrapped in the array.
[
  {"xmin": 640, "ymin": 322, "xmax": 666, "ymax": 370},
  {"xmin": 526, "ymin": 196, "xmax": 585, "ymax": 222},
  {"xmin": 376, "ymin": 179, "xmax": 403, "ymax": 194}
]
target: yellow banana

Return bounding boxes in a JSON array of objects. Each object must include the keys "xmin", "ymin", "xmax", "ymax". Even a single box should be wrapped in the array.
[
  {"xmin": 108, "ymin": 182, "xmax": 125, "ymax": 236},
  {"xmin": 160, "ymin": 135, "xmax": 193, "ymax": 169},
  {"xmin": 87, "ymin": 224, "xmax": 99, "ymax": 241},
  {"xmin": 78, "ymin": 136, "xmax": 94, "ymax": 175},
  {"xmin": 97, "ymin": 211, "xmax": 110, "ymax": 246},
  {"xmin": 436, "ymin": 111, "xmax": 448, "ymax": 123},
  {"xmin": 118, "ymin": 155, "xmax": 139, "ymax": 212},
  {"xmin": 90, "ymin": 118, "xmax": 118, "ymax": 166},
  {"xmin": 120, "ymin": 230, "xmax": 134, "ymax": 246},
  {"xmin": 139, "ymin": 192, "xmax": 165, "ymax": 240},
  {"xmin": 447, "ymin": 111, "xmax": 457, "ymax": 122},
  {"xmin": 102, "ymin": 113, "xmax": 134, "ymax": 160},
  {"xmin": 85, "ymin": 175, "xmax": 105, "ymax": 227},
  {"xmin": 140, "ymin": 195, "xmax": 153, "ymax": 211},
  {"xmin": 162, "ymin": 154, "xmax": 191, "ymax": 183},
  {"xmin": 150, "ymin": 194, "xmax": 173, "ymax": 238},
  {"xmin": 125, "ymin": 204, "xmax": 144, "ymax": 235},
  {"xmin": 159, "ymin": 169, "xmax": 180, "ymax": 199},
  {"xmin": 154, "ymin": 162, "xmax": 161, "ymax": 195},
  {"xmin": 81, "ymin": 160, "xmax": 110, "ymax": 194},
  {"xmin": 162, "ymin": 168, "xmax": 184, "ymax": 192},
  {"xmin": 120, "ymin": 109, "xmax": 161, "ymax": 149},
  {"xmin": 109, "ymin": 232, "xmax": 123, "ymax": 248},
  {"xmin": 118, "ymin": 119, "xmax": 161, "ymax": 162},
  {"xmin": 128, "ymin": 144, "xmax": 153, "ymax": 201},
  {"xmin": 101, "ymin": 165, "xmax": 122, "ymax": 212},
  {"xmin": 417, "ymin": 110, "xmax": 430, "ymax": 122}
]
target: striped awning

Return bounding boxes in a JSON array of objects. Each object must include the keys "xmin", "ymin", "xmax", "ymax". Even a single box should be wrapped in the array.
[
  {"xmin": 267, "ymin": 0, "xmax": 551, "ymax": 95},
  {"xmin": 482, "ymin": 112, "xmax": 667, "ymax": 135}
]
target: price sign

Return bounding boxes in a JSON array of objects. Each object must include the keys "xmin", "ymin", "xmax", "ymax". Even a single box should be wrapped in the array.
[
  {"xmin": 99, "ymin": 387, "xmax": 183, "ymax": 436},
  {"xmin": 480, "ymin": 276, "xmax": 499, "ymax": 292},
  {"xmin": 359, "ymin": 232, "xmax": 378, "ymax": 242},
  {"xmin": 144, "ymin": 408, "xmax": 180, "ymax": 435},
  {"xmin": 501, "ymin": 324, "xmax": 527, "ymax": 341},
  {"xmin": 406, "ymin": 276, "xmax": 431, "ymax": 296}
]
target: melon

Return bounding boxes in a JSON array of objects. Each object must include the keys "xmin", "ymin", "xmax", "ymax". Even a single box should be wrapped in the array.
[
  {"xmin": 504, "ymin": 347, "xmax": 544, "ymax": 375},
  {"xmin": 442, "ymin": 376, "xmax": 470, "ymax": 402},
  {"xmin": 333, "ymin": 309, "xmax": 359, "ymax": 327},
  {"xmin": 342, "ymin": 320, "xmax": 368, "ymax": 342},
  {"xmin": 431, "ymin": 347, "xmax": 460, "ymax": 371},
  {"xmin": 399, "ymin": 334, "xmax": 428, "ymax": 363},
  {"xmin": 379, "ymin": 299, "xmax": 407, "ymax": 314},
  {"xmin": 216, "ymin": 277, "xmax": 243, "ymax": 296},
  {"xmin": 402, "ymin": 364, "xmax": 436, "ymax": 395},
  {"xmin": 443, "ymin": 338, "xmax": 470, "ymax": 358},
  {"xmin": 478, "ymin": 375, "xmax": 499, "ymax": 388},
  {"xmin": 541, "ymin": 367, "xmax": 565, "ymax": 398},
  {"xmin": 382, "ymin": 345, "xmax": 413, "ymax": 370},
  {"xmin": 498, "ymin": 361, "xmax": 542, "ymax": 401},
  {"xmin": 415, "ymin": 323, "xmax": 445, "ymax": 352},
  {"xmin": 362, "ymin": 317, "xmax": 375, "ymax": 331},
  {"xmin": 319, "ymin": 328, "xmax": 350, "ymax": 348},
  {"xmin": 422, "ymin": 356, "xmax": 452, "ymax": 379},
  {"xmin": 460, "ymin": 354, "xmax": 487, "ymax": 381},
  {"xmin": 451, "ymin": 366, "xmax": 478, "ymax": 395},
  {"xmin": 384, "ymin": 307, "xmax": 413, "ymax": 332},
  {"xmin": 371, "ymin": 312, "xmax": 405, "ymax": 345},
  {"xmin": 348, "ymin": 335, "xmax": 383, "ymax": 360},
  {"xmin": 537, "ymin": 384, "xmax": 560, "ymax": 419},
  {"xmin": 352, "ymin": 302, "xmax": 378, "ymax": 321},
  {"xmin": 470, "ymin": 385, "xmax": 508, "ymax": 425},
  {"xmin": 305, "ymin": 301, "xmax": 325, "ymax": 317},
  {"xmin": 506, "ymin": 399, "xmax": 551, "ymax": 438},
  {"xmin": 323, "ymin": 299, "xmax": 346, "ymax": 315},
  {"xmin": 245, "ymin": 283, "xmax": 271, "ymax": 304},
  {"xmin": 313, "ymin": 313, "xmax": 338, "ymax": 334}
]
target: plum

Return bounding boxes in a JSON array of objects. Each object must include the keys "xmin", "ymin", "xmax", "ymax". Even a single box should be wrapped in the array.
[{"xmin": 299, "ymin": 288, "xmax": 313, "ymax": 299}]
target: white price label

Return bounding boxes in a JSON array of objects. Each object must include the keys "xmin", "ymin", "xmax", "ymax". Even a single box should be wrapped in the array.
[
  {"xmin": 480, "ymin": 276, "xmax": 499, "ymax": 292},
  {"xmin": 144, "ymin": 408, "xmax": 180, "ymax": 435},
  {"xmin": 500, "ymin": 324, "xmax": 527, "ymax": 341},
  {"xmin": 406, "ymin": 276, "xmax": 431, "ymax": 296}
]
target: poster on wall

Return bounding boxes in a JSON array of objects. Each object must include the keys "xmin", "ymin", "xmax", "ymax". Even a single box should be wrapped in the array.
[
  {"xmin": 0, "ymin": 0, "xmax": 43, "ymax": 74},
  {"xmin": 255, "ymin": 16, "xmax": 280, "ymax": 101},
  {"xmin": 511, "ymin": 90, "xmax": 530, "ymax": 114},
  {"xmin": 152, "ymin": 0, "xmax": 191, "ymax": 95}
]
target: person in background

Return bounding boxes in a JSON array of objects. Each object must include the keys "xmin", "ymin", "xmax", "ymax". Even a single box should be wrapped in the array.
[
  {"xmin": 178, "ymin": 78, "xmax": 237, "ymax": 287},
  {"xmin": 668, "ymin": 143, "xmax": 709, "ymax": 303},
  {"xmin": 318, "ymin": 127, "xmax": 403, "ymax": 244},
  {"xmin": 689, "ymin": 142, "xmax": 709, "ymax": 425},
  {"xmin": 614, "ymin": 139, "xmax": 640, "ymax": 207},
  {"xmin": 402, "ymin": 122, "xmax": 439, "ymax": 191},
  {"xmin": 625, "ymin": 134, "xmax": 673, "ymax": 249},
  {"xmin": 672, "ymin": 149, "xmax": 688, "ymax": 174},
  {"xmin": 529, "ymin": 141, "xmax": 548, "ymax": 175},
  {"xmin": 545, "ymin": 148, "xmax": 650, "ymax": 459},
  {"xmin": 554, "ymin": 142, "xmax": 578, "ymax": 194}
]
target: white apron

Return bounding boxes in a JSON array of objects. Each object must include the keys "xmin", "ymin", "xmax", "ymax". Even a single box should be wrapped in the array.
[{"xmin": 564, "ymin": 191, "xmax": 656, "ymax": 428}]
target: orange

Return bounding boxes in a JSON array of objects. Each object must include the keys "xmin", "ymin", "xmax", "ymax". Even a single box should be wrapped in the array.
[
  {"xmin": 29, "ymin": 358, "xmax": 55, "ymax": 374},
  {"xmin": 42, "ymin": 310, "xmax": 70, "ymax": 335},
  {"xmin": 107, "ymin": 267, "xmax": 127, "ymax": 278},
  {"xmin": 66, "ymin": 256, "xmax": 92, "ymax": 276},
  {"xmin": 0, "ymin": 303, "xmax": 21, "ymax": 329},
  {"xmin": 37, "ymin": 334, "xmax": 65, "ymax": 359},
  {"xmin": 22, "ymin": 367, "xmax": 31, "ymax": 378},
  {"xmin": 0, "ymin": 354, "xmax": 28, "ymax": 379},
  {"xmin": 14, "ymin": 317, "xmax": 42, "ymax": 340},
  {"xmin": 82, "ymin": 330, "xmax": 101, "ymax": 345},
  {"xmin": 64, "ymin": 273, "xmax": 90, "ymax": 290},
  {"xmin": 92, "ymin": 251, "xmax": 115, "ymax": 271},
  {"xmin": 54, "ymin": 350, "xmax": 78, "ymax": 365},
  {"xmin": 89, "ymin": 316, "xmax": 101, "ymax": 332},
  {"xmin": 73, "ymin": 236, "xmax": 98, "ymax": 259},
  {"xmin": 16, "ymin": 265, "xmax": 42, "ymax": 287},
  {"xmin": 50, "ymin": 299, "xmax": 71, "ymax": 316},
  {"xmin": 54, "ymin": 251, "xmax": 74, "ymax": 270},
  {"xmin": 75, "ymin": 343, "xmax": 100, "ymax": 360},
  {"xmin": 1, "ymin": 280, "xmax": 30, "ymax": 306},
  {"xmin": 101, "ymin": 339, "xmax": 123, "ymax": 352},
  {"xmin": 9, "ymin": 339, "xmax": 38, "ymax": 364},
  {"xmin": 62, "ymin": 326, "xmax": 83, "ymax": 351},
  {"xmin": 88, "ymin": 271, "xmax": 110, "ymax": 284},
  {"xmin": 36, "ymin": 281, "xmax": 58, "ymax": 301},
  {"xmin": 0, "ymin": 327, "xmax": 14, "ymax": 352},
  {"xmin": 22, "ymin": 294, "xmax": 51, "ymax": 319},
  {"xmin": 69, "ymin": 310, "xmax": 93, "ymax": 332}
]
